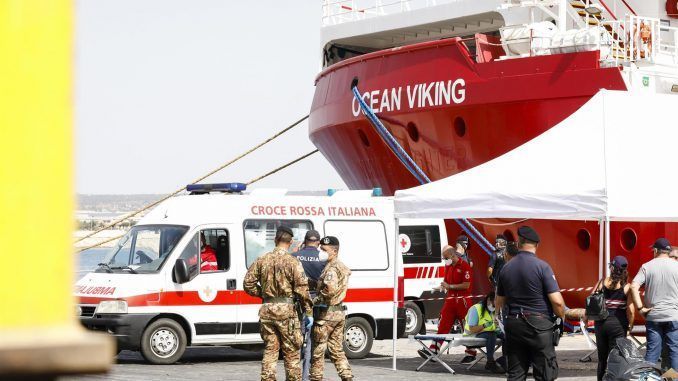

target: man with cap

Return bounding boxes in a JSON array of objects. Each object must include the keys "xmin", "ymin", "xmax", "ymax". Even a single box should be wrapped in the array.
[
  {"xmin": 630, "ymin": 237, "xmax": 678, "ymax": 370},
  {"xmin": 244, "ymin": 226, "xmax": 313, "ymax": 381},
  {"xmin": 418, "ymin": 244, "xmax": 473, "ymax": 358},
  {"xmin": 456, "ymin": 234, "xmax": 474, "ymax": 268},
  {"xmin": 310, "ymin": 236, "xmax": 353, "ymax": 381},
  {"xmin": 495, "ymin": 226, "xmax": 565, "ymax": 381},
  {"xmin": 488, "ymin": 234, "xmax": 508, "ymax": 288},
  {"xmin": 293, "ymin": 230, "xmax": 327, "ymax": 381}
]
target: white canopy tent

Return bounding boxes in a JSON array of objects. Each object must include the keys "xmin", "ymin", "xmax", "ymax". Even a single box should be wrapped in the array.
[
  {"xmin": 394, "ymin": 90, "xmax": 678, "ymax": 222},
  {"xmin": 389, "ymin": 90, "xmax": 678, "ymax": 371}
]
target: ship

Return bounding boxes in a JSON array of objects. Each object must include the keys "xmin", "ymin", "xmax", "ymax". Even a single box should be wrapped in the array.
[{"xmin": 309, "ymin": 0, "xmax": 678, "ymax": 311}]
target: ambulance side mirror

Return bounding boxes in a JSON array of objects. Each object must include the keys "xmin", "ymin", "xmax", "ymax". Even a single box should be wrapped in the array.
[{"xmin": 174, "ymin": 259, "xmax": 191, "ymax": 284}]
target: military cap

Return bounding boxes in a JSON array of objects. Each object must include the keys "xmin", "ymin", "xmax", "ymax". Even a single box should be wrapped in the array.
[
  {"xmin": 320, "ymin": 236, "xmax": 340, "ymax": 246},
  {"xmin": 496, "ymin": 234, "xmax": 507, "ymax": 242},
  {"xmin": 456, "ymin": 235, "xmax": 469, "ymax": 244},
  {"xmin": 277, "ymin": 226, "xmax": 294, "ymax": 237},
  {"xmin": 651, "ymin": 237, "xmax": 672, "ymax": 251},
  {"xmin": 517, "ymin": 226, "xmax": 540, "ymax": 243}
]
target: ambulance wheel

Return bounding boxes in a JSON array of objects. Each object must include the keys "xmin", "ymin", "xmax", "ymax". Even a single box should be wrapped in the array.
[
  {"xmin": 404, "ymin": 301, "xmax": 423, "ymax": 337},
  {"xmin": 140, "ymin": 318, "xmax": 187, "ymax": 364},
  {"xmin": 344, "ymin": 317, "xmax": 373, "ymax": 359}
]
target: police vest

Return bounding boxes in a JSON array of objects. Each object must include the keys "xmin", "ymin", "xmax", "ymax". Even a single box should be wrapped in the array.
[{"xmin": 463, "ymin": 303, "xmax": 496, "ymax": 335}]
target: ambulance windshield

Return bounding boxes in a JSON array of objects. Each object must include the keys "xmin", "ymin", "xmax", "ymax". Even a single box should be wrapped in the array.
[{"xmin": 100, "ymin": 225, "xmax": 188, "ymax": 273}]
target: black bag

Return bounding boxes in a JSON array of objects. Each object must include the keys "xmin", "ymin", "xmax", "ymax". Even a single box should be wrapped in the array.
[
  {"xmin": 586, "ymin": 280, "xmax": 609, "ymax": 321},
  {"xmin": 603, "ymin": 338, "xmax": 662, "ymax": 381}
]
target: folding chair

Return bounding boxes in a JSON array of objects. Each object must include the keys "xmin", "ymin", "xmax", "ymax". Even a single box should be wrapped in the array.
[
  {"xmin": 460, "ymin": 337, "xmax": 503, "ymax": 370},
  {"xmin": 413, "ymin": 334, "xmax": 458, "ymax": 374}
]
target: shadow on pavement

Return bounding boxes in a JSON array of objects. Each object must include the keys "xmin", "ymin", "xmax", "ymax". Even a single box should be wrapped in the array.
[{"xmin": 355, "ymin": 350, "xmax": 599, "ymax": 378}]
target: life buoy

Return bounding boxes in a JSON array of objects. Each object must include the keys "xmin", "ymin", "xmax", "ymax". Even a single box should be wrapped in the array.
[{"xmin": 667, "ymin": 1, "xmax": 678, "ymax": 19}]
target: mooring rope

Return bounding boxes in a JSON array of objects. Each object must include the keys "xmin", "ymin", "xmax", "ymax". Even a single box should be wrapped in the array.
[
  {"xmin": 74, "ymin": 114, "xmax": 309, "ymax": 244},
  {"xmin": 77, "ymin": 148, "xmax": 320, "ymax": 253}
]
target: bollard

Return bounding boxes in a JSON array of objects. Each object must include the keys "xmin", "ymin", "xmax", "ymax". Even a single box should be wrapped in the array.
[{"xmin": 0, "ymin": 0, "xmax": 114, "ymax": 377}]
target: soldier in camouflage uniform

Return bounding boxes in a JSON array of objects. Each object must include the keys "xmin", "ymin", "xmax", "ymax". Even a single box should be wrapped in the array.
[
  {"xmin": 244, "ymin": 226, "xmax": 313, "ymax": 381},
  {"xmin": 310, "ymin": 236, "xmax": 353, "ymax": 381}
]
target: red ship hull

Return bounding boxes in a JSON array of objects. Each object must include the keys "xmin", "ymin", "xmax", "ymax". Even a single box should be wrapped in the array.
[{"xmin": 309, "ymin": 37, "xmax": 678, "ymax": 309}]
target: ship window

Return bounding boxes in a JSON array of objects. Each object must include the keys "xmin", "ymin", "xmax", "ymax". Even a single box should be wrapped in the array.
[
  {"xmin": 620, "ymin": 228, "xmax": 637, "ymax": 252},
  {"xmin": 577, "ymin": 229, "xmax": 591, "ymax": 251},
  {"xmin": 358, "ymin": 129, "xmax": 370, "ymax": 147},
  {"xmin": 454, "ymin": 117, "xmax": 466, "ymax": 137},
  {"xmin": 407, "ymin": 122, "xmax": 420, "ymax": 142}
]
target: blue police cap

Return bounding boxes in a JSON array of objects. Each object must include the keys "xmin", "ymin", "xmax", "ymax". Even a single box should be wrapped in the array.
[
  {"xmin": 517, "ymin": 226, "xmax": 540, "ymax": 243},
  {"xmin": 651, "ymin": 237, "xmax": 672, "ymax": 251}
]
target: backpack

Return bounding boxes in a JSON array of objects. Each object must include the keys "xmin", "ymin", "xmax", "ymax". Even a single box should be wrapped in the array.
[
  {"xmin": 603, "ymin": 337, "xmax": 662, "ymax": 381},
  {"xmin": 585, "ymin": 279, "xmax": 609, "ymax": 321}
]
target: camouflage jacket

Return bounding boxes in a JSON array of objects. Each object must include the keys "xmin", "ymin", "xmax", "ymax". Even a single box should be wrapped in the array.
[
  {"xmin": 315, "ymin": 258, "xmax": 351, "ymax": 321},
  {"xmin": 244, "ymin": 247, "xmax": 312, "ymax": 320}
]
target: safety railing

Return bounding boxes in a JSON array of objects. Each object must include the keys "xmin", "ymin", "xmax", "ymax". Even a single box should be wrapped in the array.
[
  {"xmin": 602, "ymin": 15, "xmax": 678, "ymax": 65},
  {"xmin": 321, "ymin": 0, "xmax": 459, "ymax": 26}
]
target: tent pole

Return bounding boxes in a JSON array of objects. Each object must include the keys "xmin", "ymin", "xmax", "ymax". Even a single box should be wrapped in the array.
[
  {"xmin": 392, "ymin": 217, "xmax": 399, "ymax": 371},
  {"xmin": 598, "ymin": 219, "xmax": 604, "ymax": 280},
  {"xmin": 605, "ymin": 217, "xmax": 611, "ymax": 278}
]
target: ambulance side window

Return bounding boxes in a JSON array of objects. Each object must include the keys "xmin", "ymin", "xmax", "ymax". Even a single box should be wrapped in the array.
[
  {"xmin": 200, "ymin": 228, "xmax": 229, "ymax": 272},
  {"xmin": 178, "ymin": 233, "xmax": 200, "ymax": 279},
  {"xmin": 399, "ymin": 225, "xmax": 442, "ymax": 264},
  {"xmin": 243, "ymin": 219, "xmax": 313, "ymax": 268},
  {"xmin": 324, "ymin": 220, "xmax": 389, "ymax": 271}
]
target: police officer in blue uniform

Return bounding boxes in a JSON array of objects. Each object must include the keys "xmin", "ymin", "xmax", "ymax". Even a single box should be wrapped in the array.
[
  {"xmin": 293, "ymin": 230, "xmax": 327, "ymax": 381},
  {"xmin": 294, "ymin": 230, "xmax": 326, "ymax": 290},
  {"xmin": 495, "ymin": 226, "xmax": 565, "ymax": 381}
]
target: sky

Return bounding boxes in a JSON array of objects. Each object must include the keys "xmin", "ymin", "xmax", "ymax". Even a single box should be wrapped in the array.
[{"xmin": 75, "ymin": 1, "xmax": 347, "ymax": 194}]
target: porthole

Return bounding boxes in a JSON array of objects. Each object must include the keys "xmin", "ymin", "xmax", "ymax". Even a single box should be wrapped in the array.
[
  {"xmin": 358, "ymin": 129, "xmax": 370, "ymax": 147},
  {"xmin": 454, "ymin": 117, "xmax": 466, "ymax": 137},
  {"xmin": 577, "ymin": 229, "xmax": 591, "ymax": 251},
  {"xmin": 407, "ymin": 122, "xmax": 420, "ymax": 142},
  {"xmin": 620, "ymin": 228, "xmax": 637, "ymax": 252}
]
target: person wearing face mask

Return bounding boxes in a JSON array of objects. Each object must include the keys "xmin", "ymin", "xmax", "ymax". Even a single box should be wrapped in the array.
[
  {"xmin": 456, "ymin": 235, "xmax": 473, "ymax": 268},
  {"xmin": 463, "ymin": 291, "xmax": 505, "ymax": 373},
  {"xmin": 292, "ymin": 230, "xmax": 327, "ymax": 381},
  {"xmin": 488, "ymin": 234, "xmax": 508, "ymax": 288},
  {"xmin": 310, "ymin": 236, "xmax": 353, "ymax": 381},
  {"xmin": 418, "ymin": 245, "xmax": 472, "ymax": 358}
]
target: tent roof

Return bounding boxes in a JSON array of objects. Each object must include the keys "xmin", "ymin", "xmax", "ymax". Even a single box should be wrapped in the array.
[{"xmin": 394, "ymin": 90, "xmax": 678, "ymax": 222}]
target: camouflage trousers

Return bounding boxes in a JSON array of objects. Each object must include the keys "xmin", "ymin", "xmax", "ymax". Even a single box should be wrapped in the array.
[
  {"xmin": 310, "ymin": 319, "xmax": 353, "ymax": 381},
  {"xmin": 260, "ymin": 318, "xmax": 303, "ymax": 381}
]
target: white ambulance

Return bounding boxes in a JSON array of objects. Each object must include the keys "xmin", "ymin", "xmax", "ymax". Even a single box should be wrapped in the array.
[
  {"xmin": 75, "ymin": 184, "xmax": 404, "ymax": 364},
  {"xmin": 397, "ymin": 220, "xmax": 448, "ymax": 337}
]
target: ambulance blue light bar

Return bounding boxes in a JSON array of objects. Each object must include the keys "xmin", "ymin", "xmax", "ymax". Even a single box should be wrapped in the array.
[{"xmin": 186, "ymin": 183, "xmax": 246, "ymax": 194}]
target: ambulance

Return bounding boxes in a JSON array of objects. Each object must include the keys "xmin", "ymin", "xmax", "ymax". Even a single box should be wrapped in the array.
[
  {"xmin": 75, "ymin": 184, "xmax": 405, "ymax": 364},
  {"xmin": 397, "ymin": 220, "xmax": 448, "ymax": 337}
]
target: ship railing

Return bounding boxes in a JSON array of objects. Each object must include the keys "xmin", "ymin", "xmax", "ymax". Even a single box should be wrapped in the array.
[
  {"xmin": 601, "ymin": 15, "xmax": 678, "ymax": 66},
  {"xmin": 321, "ymin": 0, "xmax": 458, "ymax": 26}
]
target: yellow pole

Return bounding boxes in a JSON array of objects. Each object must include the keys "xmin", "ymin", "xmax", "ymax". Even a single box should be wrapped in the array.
[{"xmin": 0, "ymin": 0, "xmax": 113, "ymax": 376}]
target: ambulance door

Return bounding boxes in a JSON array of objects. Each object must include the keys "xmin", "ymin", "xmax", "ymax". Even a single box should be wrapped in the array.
[
  {"xmin": 238, "ymin": 218, "xmax": 315, "ymax": 341},
  {"xmin": 172, "ymin": 225, "xmax": 238, "ymax": 344}
]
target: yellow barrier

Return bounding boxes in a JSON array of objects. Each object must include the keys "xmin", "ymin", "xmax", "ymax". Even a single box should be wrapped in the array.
[{"xmin": 0, "ymin": 0, "xmax": 113, "ymax": 376}]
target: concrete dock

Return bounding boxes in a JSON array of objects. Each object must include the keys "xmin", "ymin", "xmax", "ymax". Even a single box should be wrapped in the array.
[{"xmin": 62, "ymin": 335, "xmax": 607, "ymax": 380}]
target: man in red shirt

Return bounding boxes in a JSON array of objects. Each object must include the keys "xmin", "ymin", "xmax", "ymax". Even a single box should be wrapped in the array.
[
  {"xmin": 419, "ymin": 245, "xmax": 472, "ymax": 356},
  {"xmin": 199, "ymin": 233, "xmax": 218, "ymax": 272}
]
